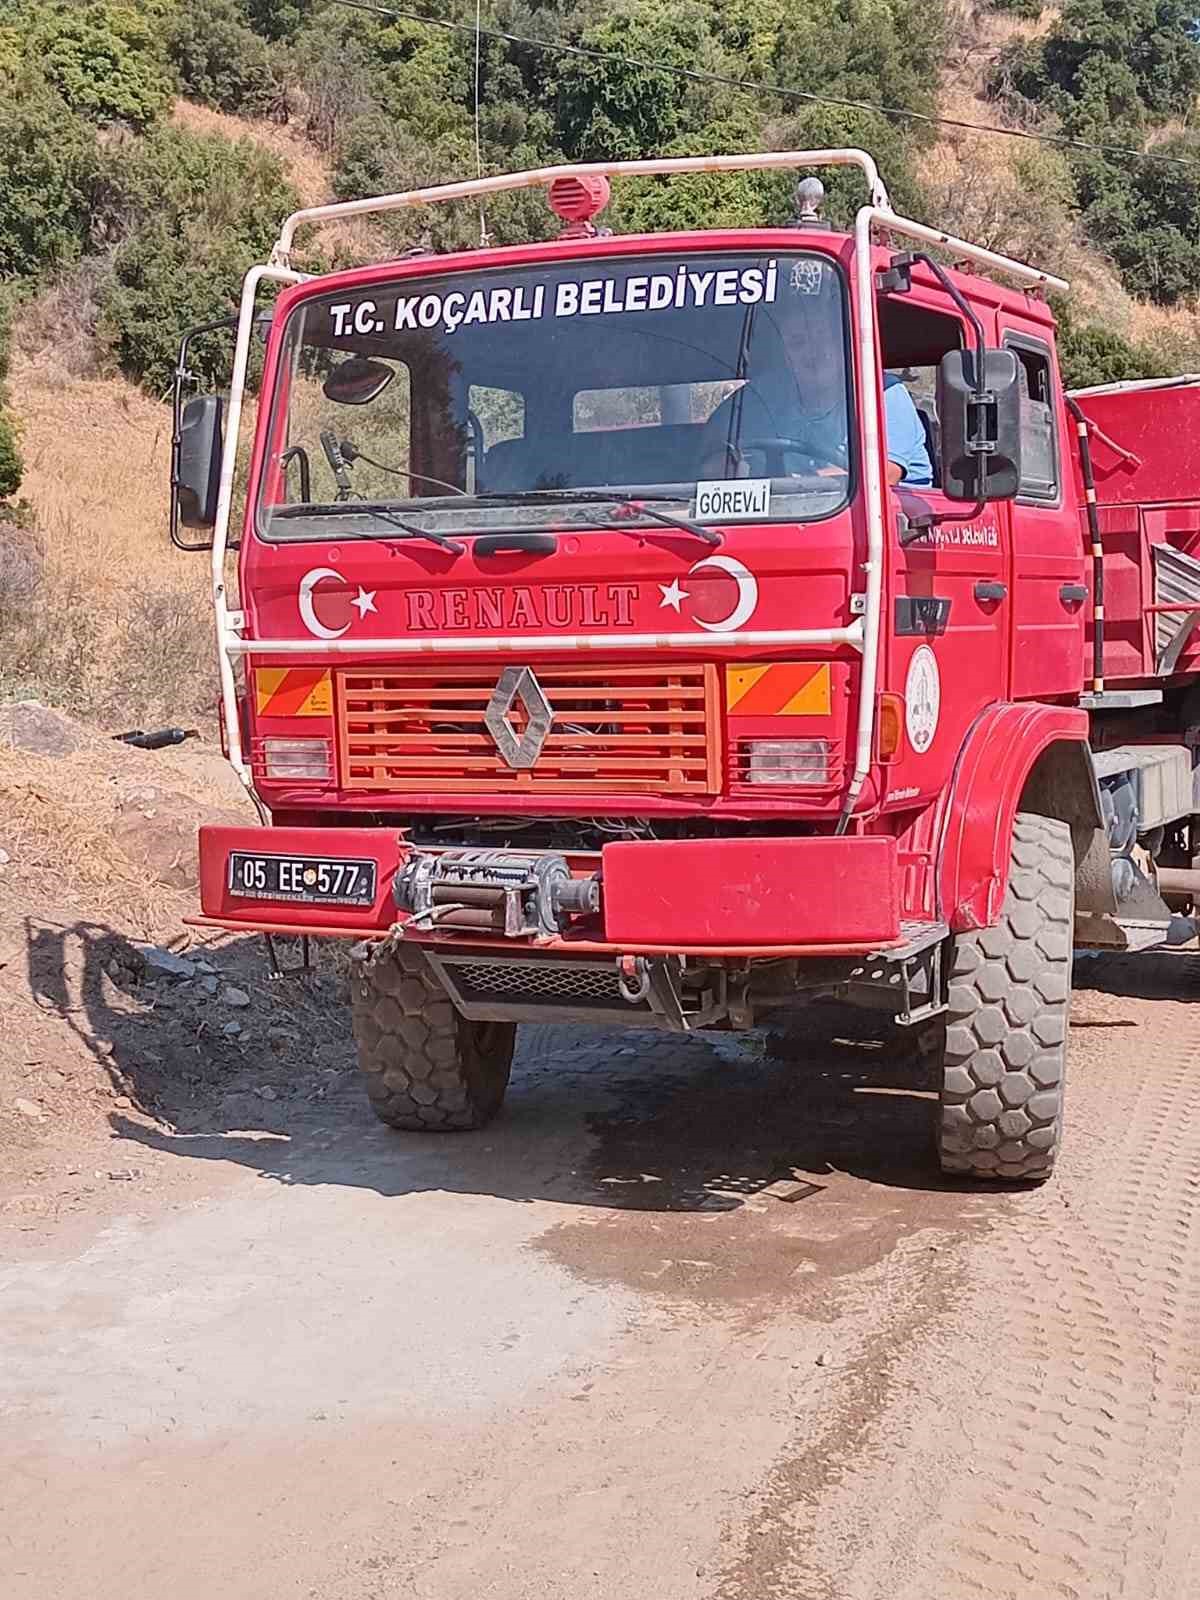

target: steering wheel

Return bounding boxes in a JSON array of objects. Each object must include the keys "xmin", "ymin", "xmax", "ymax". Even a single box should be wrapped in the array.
[{"xmin": 727, "ymin": 435, "xmax": 844, "ymax": 477}]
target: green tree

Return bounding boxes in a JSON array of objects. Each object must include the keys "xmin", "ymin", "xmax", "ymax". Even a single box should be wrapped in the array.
[
  {"xmin": 1073, "ymin": 134, "xmax": 1200, "ymax": 304},
  {"xmin": 556, "ymin": 2, "xmax": 711, "ymax": 161},
  {"xmin": 99, "ymin": 128, "xmax": 297, "ymax": 390},
  {"xmin": 166, "ymin": 0, "xmax": 279, "ymax": 115},
  {"xmin": 38, "ymin": 1, "xmax": 174, "ymax": 129},
  {"xmin": 0, "ymin": 78, "xmax": 99, "ymax": 277}
]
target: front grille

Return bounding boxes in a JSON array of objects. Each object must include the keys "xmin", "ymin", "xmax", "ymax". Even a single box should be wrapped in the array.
[{"xmin": 336, "ymin": 663, "xmax": 720, "ymax": 795}]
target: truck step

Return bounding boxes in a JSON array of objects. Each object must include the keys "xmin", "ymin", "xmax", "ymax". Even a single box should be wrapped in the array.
[{"xmin": 1080, "ymin": 689, "xmax": 1164, "ymax": 709}]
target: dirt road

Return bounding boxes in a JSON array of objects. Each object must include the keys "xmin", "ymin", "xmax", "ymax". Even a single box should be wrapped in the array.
[{"xmin": 3, "ymin": 951, "xmax": 1199, "ymax": 1600}]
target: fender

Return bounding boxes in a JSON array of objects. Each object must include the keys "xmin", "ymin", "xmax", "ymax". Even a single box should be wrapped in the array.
[{"xmin": 936, "ymin": 701, "xmax": 1094, "ymax": 933}]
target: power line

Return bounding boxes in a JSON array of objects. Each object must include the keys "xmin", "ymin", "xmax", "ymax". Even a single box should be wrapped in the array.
[{"xmin": 332, "ymin": 0, "xmax": 1200, "ymax": 172}]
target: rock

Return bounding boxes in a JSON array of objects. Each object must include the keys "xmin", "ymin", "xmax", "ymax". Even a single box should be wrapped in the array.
[
  {"xmin": 112, "ymin": 1095, "xmax": 132, "ymax": 1108},
  {"xmin": 13, "ymin": 1097, "xmax": 45, "ymax": 1120},
  {"xmin": 267, "ymin": 1028, "xmax": 298, "ymax": 1051},
  {"xmin": 0, "ymin": 847, "xmax": 9, "ymax": 866},
  {"xmin": 133, "ymin": 943, "xmax": 196, "ymax": 981},
  {"xmin": 0, "ymin": 701, "xmax": 92, "ymax": 757},
  {"xmin": 222, "ymin": 1021, "xmax": 243, "ymax": 1039},
  {"xmin": 256, "ymin": 1085, "xmax": 278, "ymax": 1101},
  {"xmin": 816, "ymin": 1350, "xmax": 834, "ymax": 1368},
  {"xmin": 222, "ymin": 986, "xmax": 251, "ymax": 1008},
  {"xmin": 200, "ymin": 976, "xmax": 219, "ymax": 996},
  {"xmin": 193, "ymin": 959, "xmax": 218, "ymax": 975}
]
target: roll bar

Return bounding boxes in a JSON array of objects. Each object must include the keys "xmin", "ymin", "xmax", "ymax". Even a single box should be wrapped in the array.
[{"xmin": 270, "ymin": 149, "xmax": 893, "ymax": 264}]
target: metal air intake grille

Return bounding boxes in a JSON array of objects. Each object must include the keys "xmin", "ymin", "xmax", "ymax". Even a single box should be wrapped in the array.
[
  {"xmin": 336, "ymin": 663, "xmax": 721, "ymax": 795},
  {"xmin": 446, "ymin": 958, "xmax": 627, "ymax": 1006}
]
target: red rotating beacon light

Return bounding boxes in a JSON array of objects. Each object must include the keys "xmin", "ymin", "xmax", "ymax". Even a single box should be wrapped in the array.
[{"xmin": 547, "ymin": 173, "xmax": 612, "ymax": 238}]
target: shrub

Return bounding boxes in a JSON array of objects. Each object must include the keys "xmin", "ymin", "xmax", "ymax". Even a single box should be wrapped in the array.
[
  {"xmin": 166, "ymin": 0, "xmax": 279, "ymax": 115},
  {"xmin": 98, "ymin": 127, "xmax": 296, "ymax": 391},
  {"xmin": 0, "ymin": 505, "xmax": 42, "ymax": 619},
  {"xmin": 38, "ymin": 1, "xmax": 174, "ymax": 129},
  {"xmin": 556, "ymin": 2, "xmax": 710, "ymax": 161},
  {"xmin": 1051, "ymin": 297, "xmax": 1162, "ymax": 389},
  {"xmin": 0, "ymin": 411, "xmax": 21, "ymax": 499},
  {"xmin": 0, "ymin": 80, "xmax": 99, "ymax": 277}
]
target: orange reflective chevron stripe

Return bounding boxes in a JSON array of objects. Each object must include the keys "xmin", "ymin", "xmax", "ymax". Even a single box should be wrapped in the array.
[
  {"xmin": 255, "ymin": 668, "xmax": 333, "ymax": 718},
  {"xmin": 725, "ymin": 663, "xmax": 831, "ymax": 716}
]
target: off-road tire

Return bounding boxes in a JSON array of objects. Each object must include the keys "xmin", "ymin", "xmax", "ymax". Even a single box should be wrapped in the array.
[
  {"xmin": 936, "ymin": 811, "xmax": 1073, "ymax": 1182},
  {"xmin": 351, "ymin": 943, "xmax": 515, "ymax": 1131}
]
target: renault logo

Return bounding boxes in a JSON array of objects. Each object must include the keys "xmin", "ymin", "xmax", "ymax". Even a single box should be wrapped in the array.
[{"xmin": 484, "ymin": 667, "xmax": 554, "ymax": 769}]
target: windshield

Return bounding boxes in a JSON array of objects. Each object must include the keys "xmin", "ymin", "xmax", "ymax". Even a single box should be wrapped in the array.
[{"xmin": 256, "ymin": 251, "xmax": 854, "ymax": 540}]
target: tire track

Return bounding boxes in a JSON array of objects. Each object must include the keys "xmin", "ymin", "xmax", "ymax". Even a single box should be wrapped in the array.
[
  {"xmin": 715, "ymin": 966, "xmax": 1200, "ymax": 1600},
  {"xmin": 894, "ymin": 985, "xmax": 1200, "ymax": 1600}
]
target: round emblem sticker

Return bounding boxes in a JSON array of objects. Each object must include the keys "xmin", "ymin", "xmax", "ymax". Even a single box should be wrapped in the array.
[{"xmin": 905, "ymin": 645, "xmax": 941, "ymax": 754}]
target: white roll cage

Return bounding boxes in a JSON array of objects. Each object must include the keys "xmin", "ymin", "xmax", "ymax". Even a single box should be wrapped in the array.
[{"xmin": 211, "ymin": 149, "xmax": 1068, "ymax": 821}]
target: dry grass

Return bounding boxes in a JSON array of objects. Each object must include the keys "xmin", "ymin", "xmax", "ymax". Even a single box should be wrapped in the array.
[
  {"xmin": 171, "ymin": 98, "xmax": 334, "ymax": 209},
  {"xmin": 0, "ymin": 728, "xmax": 251, "ymax": 933},
  {"xmin": 169, "ymin": 98, "xmax": 385, "ymax": 265},
  {"xmin": 915, "ymin": 3, "xmax": 1175, "ymax": 332},
  {"xmin": 4, "ymin": 353, "xmax": 219, "ymax": 729}
]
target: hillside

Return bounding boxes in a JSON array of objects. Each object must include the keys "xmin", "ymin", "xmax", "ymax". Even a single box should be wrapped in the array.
[{"xmin": 3, "ymin": 0, "xmax": 1200, "ymax": 736}]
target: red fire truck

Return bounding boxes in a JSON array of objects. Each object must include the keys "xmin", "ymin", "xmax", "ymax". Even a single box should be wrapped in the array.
[{"xmin": 171, "ymin": 149, "xmax": 1200, "ymax": 1183}]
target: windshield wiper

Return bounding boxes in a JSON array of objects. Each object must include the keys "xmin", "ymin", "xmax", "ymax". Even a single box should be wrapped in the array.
[
  {"xmin": 273, "ymin": 501, "xmax": 464, "ymax": 554},
  {"xmin": 470, "ymin": 490, "xmax": 722, "ymax": 547}
]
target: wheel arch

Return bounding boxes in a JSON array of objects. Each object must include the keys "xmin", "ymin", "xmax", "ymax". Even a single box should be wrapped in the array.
[{"xmin": 937, "ymin": 702, "xmax": 1099, "ymax": 933}]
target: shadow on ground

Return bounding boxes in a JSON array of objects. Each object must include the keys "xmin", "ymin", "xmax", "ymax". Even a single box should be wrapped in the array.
[
  {"xmin": 105, "ymin": 1001, "xmax": 958, "ymax": 1214},
  {"xmin": 18, "ymin": 915, "xmax": 355, "ymax": 1137},
  {"xmin": 29, "ymin": 921, "xmax": 1194, "ymax": 1221}
]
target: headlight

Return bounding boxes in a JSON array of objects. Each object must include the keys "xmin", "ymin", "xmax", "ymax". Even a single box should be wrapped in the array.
[
  {"xmin": 741, "ymin": 738, "xmax": 832, "ymax": 785},
  {"xmin": 261, "ymin": 737, "xmax": 332, "ymax": 780}
]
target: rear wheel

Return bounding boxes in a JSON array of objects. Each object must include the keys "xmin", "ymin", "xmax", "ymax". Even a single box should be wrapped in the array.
[
  {"xmin": 351, "ymin": 942, "xmax": 515, "ymax": 1131},
  {"xmin": 936, "ymin": 811, "xmax": 1074, "ymax": 1182}
]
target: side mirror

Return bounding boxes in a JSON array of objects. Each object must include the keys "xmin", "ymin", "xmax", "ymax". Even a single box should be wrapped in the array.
[
  {"xmin": 322, "ymin": 356, "xmax": 395, "ymax": 406},
  {"xmin": 173, "ymin": 394, "xmax": 224, "ymax": 530},
  {"xmin": 937, "ymin": 348, "xmax": 1022, "ymax": 501}
]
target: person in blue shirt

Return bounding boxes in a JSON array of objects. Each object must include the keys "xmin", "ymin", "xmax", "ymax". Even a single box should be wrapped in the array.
[
  {"xmin": 701, "ymin": 261, "xmax": 934, "ymax": 488},
  {"xmin": 882, "ymin": 371, "xmax": 934, "ymax": 486}
]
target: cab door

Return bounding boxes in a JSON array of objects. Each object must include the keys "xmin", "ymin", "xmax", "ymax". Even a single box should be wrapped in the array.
[
  {"xmin": 995, "ymin": 327, "xmax": 1086, "ymax": 700},
  {"xmin": 882, "ymin": 297, "xmax": 1010, "ymax": 804}
]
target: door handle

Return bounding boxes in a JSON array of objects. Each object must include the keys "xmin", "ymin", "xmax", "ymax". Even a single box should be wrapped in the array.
[
  {"xmin": 974, "ymin": 581, "xmax": 1007, "ymax": 602},
  {"xmin": 474, "ymin": 532, "xmax": 559, "ymax": 556},
  {"xmin": 1060, "ymin": 583, "xmax": 1089, "ymax": 604}
]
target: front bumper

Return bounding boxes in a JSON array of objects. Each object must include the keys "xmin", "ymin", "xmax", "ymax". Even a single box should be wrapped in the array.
[{"xmin": 192, "ymin": 825, "xmax": 900, "ymax": 954}]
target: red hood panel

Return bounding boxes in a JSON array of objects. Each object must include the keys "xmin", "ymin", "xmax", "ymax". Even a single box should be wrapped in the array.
[{"xmin": 243, "ymin": 522, "xmax": 856, "ymax": 645}]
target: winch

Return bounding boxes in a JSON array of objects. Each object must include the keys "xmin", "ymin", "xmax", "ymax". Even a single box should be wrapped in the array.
[{"xmin": 394, "ymin": 849, "xmax": 601, "ymax": 937}]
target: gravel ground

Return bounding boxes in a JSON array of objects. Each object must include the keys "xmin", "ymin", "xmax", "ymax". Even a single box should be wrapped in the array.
[{"xmin": 2, "ymin": 943, "xmax": 1199, "ymax": 1600}]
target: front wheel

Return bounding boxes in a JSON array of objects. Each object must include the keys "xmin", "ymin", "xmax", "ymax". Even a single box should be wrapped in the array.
[
  {"xmin": 351, "ymin": 942, "xmax": 515, "ymax": 1131},
  {"xmin": 935, "ymin": 811, "xmax": 1074, "ymax": 1182}
]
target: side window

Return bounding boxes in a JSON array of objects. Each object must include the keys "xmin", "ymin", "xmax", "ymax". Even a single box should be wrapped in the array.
[
  {"xmin": 1006, "ymin": 337, "xmax": 1059, "ymax": 502},
  {"xmin": 877, "ymin": 299, "xmax": 966, "ymax": 490}
]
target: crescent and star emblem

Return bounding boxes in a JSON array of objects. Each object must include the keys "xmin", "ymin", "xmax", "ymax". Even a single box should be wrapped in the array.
[
  {"xmin": 296, "ymin": 558, "xmax": 760, "ymax": 637},
  {"xmin": 658, "ymin": 555, "xmax": 760, "ymax": 633},
  {"xmin": 298, "ymin": 568, "xmax": 377, "ymax": 640}
]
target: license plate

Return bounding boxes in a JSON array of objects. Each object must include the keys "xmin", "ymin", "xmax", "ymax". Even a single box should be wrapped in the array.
[{"xmin": 228, "ymin": 851, "xmax": 377, "ymax": 907}]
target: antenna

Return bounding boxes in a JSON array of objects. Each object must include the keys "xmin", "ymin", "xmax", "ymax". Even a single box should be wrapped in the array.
[{"xmin": 473, "ymin": 0, "xmax": 489, "ymax": 247}]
